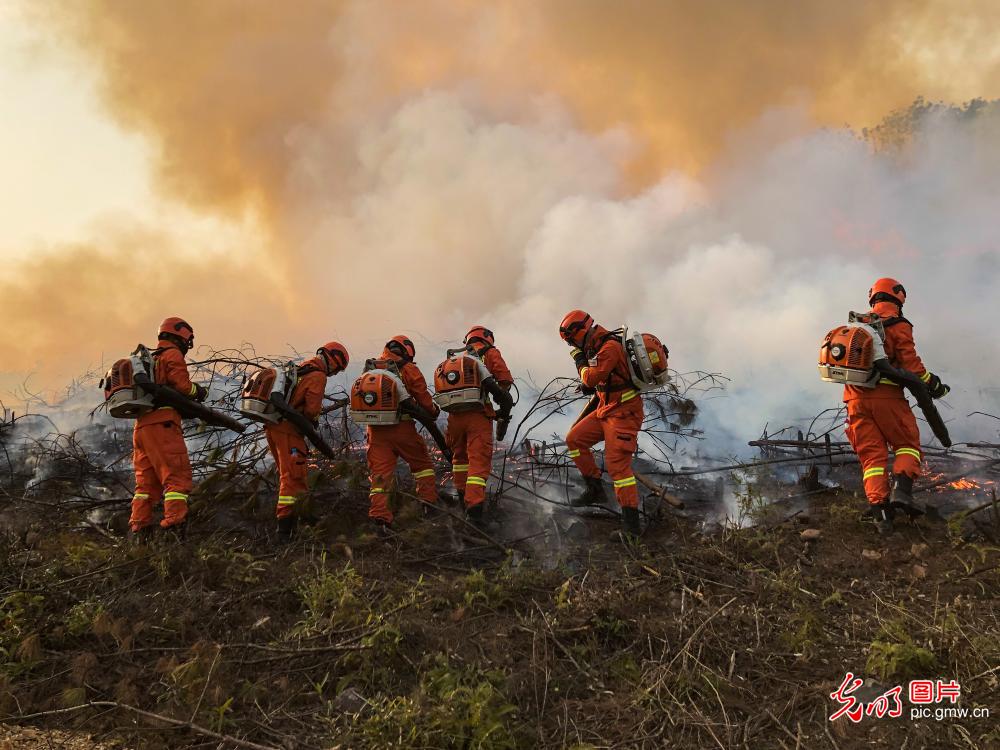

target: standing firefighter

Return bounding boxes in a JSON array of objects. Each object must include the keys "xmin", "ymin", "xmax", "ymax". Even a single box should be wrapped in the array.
[
  {"xmin": 358, "ymin": 336, "xmax": 442, "ymax": 534},
  {"xmin": 433, "ymin": 326, "xmax": 514, "ymax": 525},
  {"xmin": 263, "ymin": 343, "xmax": 349, "ymax": 542},
  {"xmin": 841, "ymin": 279, "xmax": 950, "ymax": 534},
  {"xmin": 560, "ymin": 310, "xmax": 644, "ymax": 542},
  {"xmin": 130, "ymin": 317, "xmax": 207, "ymax": 535}
]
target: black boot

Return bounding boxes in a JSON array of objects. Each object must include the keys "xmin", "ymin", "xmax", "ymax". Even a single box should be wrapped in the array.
[
  {"xmin": 466, "ymin": 503, "xmax": 485, "ymax": 527},
  {"xmin": 276, "ymin": 516, "xmax": 296, "ymax": 544},
  {"xmin": 872, "ymin": 502, "xmax": 895, "ymax": 535},
  {"xmin": 610, "ymin": 506, "xmax": 642, "ymax": 543},
  {"xmin": 371, "ymin": 519, "xmax": 394, "ymax": 539},
  {"xmin": 570, "ymin": 476, "xmax": 609, "ymax": 507},
  {"xmin": 890, "ymin": 474, "xmax": 918, "ymax": 515}
]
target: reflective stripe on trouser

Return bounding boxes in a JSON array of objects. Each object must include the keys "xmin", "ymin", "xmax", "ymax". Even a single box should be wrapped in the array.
[
  {"xmin": 845, "ymin": 396, "xmax": 921, "ymax": 505},
  {"xmin": 446, "ymin": 411, "xmax": 494, "ymax": 508},
  {"xmin": 265, "ymin": 421, "xmax": 309, "ymax": 520},
  {"xmin": 132, "ymin": 417, "xmax": 192, "ymax": 531},
  {"xmin": 162, "ymin": 492, "xmax": 189, "ymax": 528},
  {"xmin": 565, "ymin": 399, "xmax": 644, "ymax": 509},
  {"xmin": 366, "ymin": 421, "xmax": 438, "ymax": 523}
]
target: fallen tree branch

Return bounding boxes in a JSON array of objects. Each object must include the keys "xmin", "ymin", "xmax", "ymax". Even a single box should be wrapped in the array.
[{"xmin": 634, "ymin": 471, "xmax": 685, "ymax": 509}]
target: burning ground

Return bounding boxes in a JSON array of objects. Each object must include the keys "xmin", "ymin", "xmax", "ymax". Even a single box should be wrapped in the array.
[{"xmin": 0, "ymin": 355, "xmax": 998, "ymax": 748}]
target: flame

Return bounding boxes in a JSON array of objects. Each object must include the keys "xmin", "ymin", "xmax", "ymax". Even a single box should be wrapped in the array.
[{"xmin": 947, "ymin": 478, "xmax": 979, "ymax": 490}]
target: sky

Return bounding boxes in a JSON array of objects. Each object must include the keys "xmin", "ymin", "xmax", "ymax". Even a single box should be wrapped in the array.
[
  {"xmin": 2, "ymin": 0, "xmax": 999, "ymax": 449},
  {"xmin": 0, "ymin": 4, "xmax": 152, "ymax": 258}
]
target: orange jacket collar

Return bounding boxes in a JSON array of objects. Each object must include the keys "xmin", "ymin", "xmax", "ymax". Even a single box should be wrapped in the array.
[
  {"xmin": 584, "ymin": 323, "xmax": 610, "ymax": 355},
  {"xmin": 871, "ymin": 301, "xmax": 902, "ymax": 318}
]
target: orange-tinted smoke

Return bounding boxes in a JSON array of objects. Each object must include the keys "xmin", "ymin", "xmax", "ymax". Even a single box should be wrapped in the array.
[
  {"xmin": 33, "ymin": 0, "xmax": 1000, "ymax": 216},
  {"xmin": 7, "ymin": 0, "xmax": 1000, "ymax": 392}
]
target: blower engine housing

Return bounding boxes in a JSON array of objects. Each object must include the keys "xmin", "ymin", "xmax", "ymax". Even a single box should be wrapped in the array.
[
  {"xmin": 240, "ymin": 363, "xmax": 297, "ymax": 424},
  {"xmin": 350, "ymin": 359, "xmax": 410, "ymax": 425},
  {"xmin": 621, "ymin": 327, "xmax": 670, "ymax": 391},
  {"xmin": 103, "ymin": 346, "xmax": 156, "ymax": 418},
  {"xmin": 432, "ymin": 349, "xmax": 491, "ymax": 413},
  {"xmin": 818, "ymin": 314, "xmax": 887, "ymax": 387}
]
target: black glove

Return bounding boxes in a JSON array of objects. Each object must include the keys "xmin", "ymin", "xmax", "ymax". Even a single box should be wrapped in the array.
[
  {"xmin": 192, "ymin": 384, "xmax": 209, "ymax": 402},
  {"xmin": 579, "ymin": 384, "xmax": 596, "ymax": 396},
  {"xmin": 926, "ymin": 373, "xmax": 950, "ymax": 399},
  {"xmin": 495, "ymin": 415, "xmax": 511, "ymax": 442},
  {"xmin": 570, "ymin": 347, "xmax": 588, "ymax": 371}
]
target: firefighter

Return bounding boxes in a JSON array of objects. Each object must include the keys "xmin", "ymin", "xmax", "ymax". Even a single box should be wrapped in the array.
[
  {"xmin": 446, "ymin": 326, "xmax": 514, "ymax": 525},
  {"xmin": 264, "ymin": 342, "xmax": 349, "ymax": 543},
  {"xmin": 129, "ymin": 317, "xmax": 207, "ymax": 535},
  {"xmin": 844, "ymin": 279, "xmax": 949, "ymax": 534},
  {"xmin": 559, "ymin": 310, "xmax": 644, "ymax": 541},
  {"xmin": 367, "ymin": 335, "xmax": 441, "ymax": 533}
]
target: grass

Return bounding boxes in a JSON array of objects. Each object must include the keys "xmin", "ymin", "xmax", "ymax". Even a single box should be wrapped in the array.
[{"xmin": 0, "ymin": 485, "xmax": 996, "ymax": 748}]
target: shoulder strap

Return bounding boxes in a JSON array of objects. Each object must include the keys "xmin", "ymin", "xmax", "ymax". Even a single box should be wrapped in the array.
[{"xmin": 881, "ymin": 316, "xmax": 910, "ymax": 329}]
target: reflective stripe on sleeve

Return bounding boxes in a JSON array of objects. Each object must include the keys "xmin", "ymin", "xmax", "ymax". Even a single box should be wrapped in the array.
[
  {"xmin": 413, "ymin": 469, "xmax": 436, "ymax": 479},
  {"xmin": 567, "ymin": 449, "xmax": 581, "ymax": 458},
  {"xmin": 895, "ymin": 448, "xmax": 922, "ymax": 461},
  {"xmin": 452, "ymin": 463, "xmax": 470, "ymax": 472},
  {"xmin": 620, "ymin": 389, "xmax": 638, "ymax": 402},
  {"xmin": 133, "ymin": 493, "xmax": 150, "ymax": 500},
  {"xmin": 863, "ymin": 467, "xmax": 886, "ymax": 480}
]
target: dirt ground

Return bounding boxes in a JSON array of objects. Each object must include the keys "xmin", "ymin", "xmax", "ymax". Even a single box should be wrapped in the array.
[
  {"xmin": 1, "ymin": 724, "xmax": 120, "ymax": 749},
  {"xmin": 0, "ymin": 483, "xmax": 997, "ymax": 749}
]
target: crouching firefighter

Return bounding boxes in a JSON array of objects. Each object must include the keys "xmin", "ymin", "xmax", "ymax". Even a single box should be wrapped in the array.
[
  {"xmin": 350, "ymin": 336, "xmax": 448, "ymax": 535},
  {"xmin": 819, "ymin": 279, "xmax": 950, "ymax": 535},
  {"xmin": 433, "ymin": 326, "xmax": 514, "ymax": 526},
  {"xmin": 116, "ymin": 318, "xmax": 208, "ymax": 535},
  {"xmin": 241, "ymin": 343, "xmax": 349, "ymax": 542},
  {"xmin": 560, "ymin": 311, "xmax": 650, "ymax": 542}
]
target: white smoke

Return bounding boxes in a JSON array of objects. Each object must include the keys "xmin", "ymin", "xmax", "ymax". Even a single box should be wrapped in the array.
[{"xmin": 267, "ymin": 84, "xmax": 1000, "ymax": 454}]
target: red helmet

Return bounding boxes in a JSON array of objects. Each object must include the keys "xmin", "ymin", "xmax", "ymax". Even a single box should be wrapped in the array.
[
  {"xmin": 385, "ymin": 335, "xmax": 416, "ymax": 362},
  {"xmin": 317, "ymin": 341, "xmax": 349, "ymax": 375},
  {"xmin": 158, "ymin": 317, "xmax": 195, "ymax": 351},
  {"xmin": 558, "ymin": 310, "xmax": 594, "ymax": 347},
  {"xmin": 868, "ymin": 278, "xmax": 906, "ymax": 307},
  {"xmin": 464, "ymin": 325, "xmax": 494, "ymax": 347}
]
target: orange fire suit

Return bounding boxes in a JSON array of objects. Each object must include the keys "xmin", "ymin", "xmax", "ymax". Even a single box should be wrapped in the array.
[
  {"xmin": 565, "ymin": 327, "xmax": 643, "ymax": 509},
  {"xmin": 447, "ymin": 345, "xmax": 513, "ymax": 509},
  {"xmin": 843, "ymin": 301, "xmax": 930, "ymax": 505},
  {"xmin": 130, "ymin": 341, "xmax": 198, "ymax": 531},
  {"xmin": 368, "ymin": 352, "xmax": 441, "ymax": 524},
  {"xmin": 264, "ymin": 356, "xmax": 327, "ymax": 520}
]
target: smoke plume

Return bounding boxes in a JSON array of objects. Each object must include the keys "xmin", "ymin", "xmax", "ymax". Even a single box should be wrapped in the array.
[{"xmin": 5, "ymin": 0, "xmax": 1000, "ymax": 448}]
